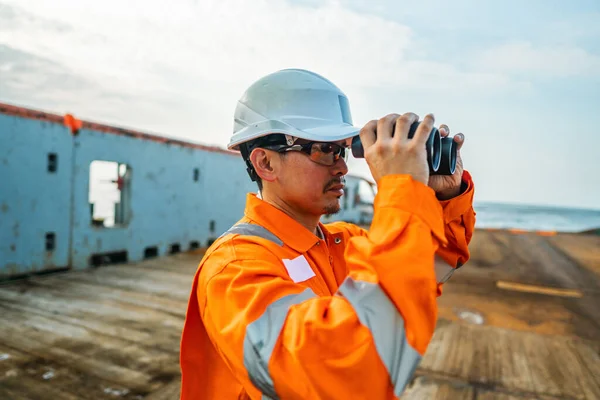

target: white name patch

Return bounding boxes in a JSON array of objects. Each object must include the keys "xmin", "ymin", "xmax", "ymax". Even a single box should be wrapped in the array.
[{"xmin": 282, "ymin": 255, "xmax": 316, "ymax": 283}]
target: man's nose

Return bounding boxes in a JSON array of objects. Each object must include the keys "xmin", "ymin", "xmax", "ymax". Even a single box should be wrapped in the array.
[{"xmin": 331, "ymin": 156, "xmax": 349, "ymax": 176}]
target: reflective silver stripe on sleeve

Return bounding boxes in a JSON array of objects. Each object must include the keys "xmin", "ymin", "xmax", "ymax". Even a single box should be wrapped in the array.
[
  {"xmin": 337, "ymin": 277, "xmax": 422, "ymax": 397},
  {"xmin": 222, "ymin": 223, "xmax": 284, "ymax": 246},
  {"xmin": 243, "ymin": 287, "xmax": 317, "ymax": 399},
  {"xmin": 435, "ymin": 254, "xmax": 456, "ymax": 284}
]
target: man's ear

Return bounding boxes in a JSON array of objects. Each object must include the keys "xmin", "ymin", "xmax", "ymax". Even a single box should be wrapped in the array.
[{"xmin": 250, "ymin": 148, "xmax": 278, "ymax": 183}]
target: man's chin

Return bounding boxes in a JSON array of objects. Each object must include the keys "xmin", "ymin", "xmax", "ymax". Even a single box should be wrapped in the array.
[{"xmin": 323, "ymin": 203, "xmax": 341, "ymax": 216}]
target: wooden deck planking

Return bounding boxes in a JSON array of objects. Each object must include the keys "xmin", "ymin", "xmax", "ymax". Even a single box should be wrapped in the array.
[
  {"xmin": 55, "ymin": 267, "xmax": 193, "ymax": 301},
  {"xmin": 3, "ymin": 272, "xmax": 188, "ymax": 318},
  {"xmin": 144, "ymin": 381, "xmax": 182, "ymax": 400},
  {"xmin": 0, "ymin": 306, "xmax": 157, "ymax": 386},
  {"xmin": 0, "ymin": 341, "xmax": 139, "ymax": 400},
  {"xmin": 0, "ymin": 375, "xmax": 82, "ymax": 400},
  {"xmin": 0, "ymin": 295, "xmax": 181, "ymax": 356},
  {"xmin": 0, "ymin": 261, "xmax": 191, "ymax": 398},
  {"xmin": 449, "ymin": 231, "xmax": 600, "ymax": 343},
  {"xmin": 124, "ymin": 253, "xmax": 203, "ymax": 275},
  {"xmin": 401, "ymin": 376, "xmax": 474, "ymax": 399},
  {"xmin": 547, "ymin": 234, "xmax": 600, "ymax": 278},
  {"xmin": 419, "ymin": 321, "xmax": 600, "ymax": 399},
  {"xmin": 16, "ymin": 272, "xmax": 189, "ymax": 318},
  {"xmin": 0, "ymin": 279, "xmax": 185, "ymax": 338},
  {"xmin": 1, "ymin": 230, "xmax": 599, "ymax": 399},
  {"xmin": 467, "ymin": 231, "xmax": 600, "ymax": 291}
]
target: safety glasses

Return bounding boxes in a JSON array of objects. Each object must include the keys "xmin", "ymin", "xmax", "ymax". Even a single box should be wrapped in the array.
[{"xmin": 265, "ymin": 141, "xmax": 349, "ymax": 166}]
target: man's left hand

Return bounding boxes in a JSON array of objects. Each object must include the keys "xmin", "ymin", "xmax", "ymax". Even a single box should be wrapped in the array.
[{"xmin": 428, "ymin": 124, "xmax": 465, "ymax": 200}]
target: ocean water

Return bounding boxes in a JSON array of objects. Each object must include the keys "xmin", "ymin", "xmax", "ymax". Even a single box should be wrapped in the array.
[{"xmin": 473, "ymin": 202, "xmax": 600, "ymax": 233}]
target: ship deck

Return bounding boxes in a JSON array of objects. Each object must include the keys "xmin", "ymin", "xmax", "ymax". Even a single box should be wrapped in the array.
[{"xmin": 1, "ymin": 229, "xmax": 599, "ymax": 399}]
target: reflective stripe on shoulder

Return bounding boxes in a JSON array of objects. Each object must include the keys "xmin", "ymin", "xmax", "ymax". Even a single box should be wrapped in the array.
[
  {"xmin": 243, "ymin": 287, "xmax": 317, "ymax": 399},
  {"xmin": 435, "ymin": 255, "xmax": 456, "ymax": 284},
  {"xmin": 337, "ymin": 277, "xmax": 421, "ymax": 397},
  {"xmin": 221, "ymin": 223, "xmax": 284, "ymax": 246}
]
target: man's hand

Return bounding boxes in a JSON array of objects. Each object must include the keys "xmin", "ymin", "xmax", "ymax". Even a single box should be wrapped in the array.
[
  {"xmin": 359, "ymin": 112, "xmax": 434, "ymax": 185},
  {"xmin": 428, "ymin": 124, "xmax": 465, "ymax": 200}
]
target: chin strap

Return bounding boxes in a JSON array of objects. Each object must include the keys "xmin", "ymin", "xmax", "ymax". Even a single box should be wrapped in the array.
[{"xmin": 239, "ymin": 142, "xmax": 259, "ymax": 182}]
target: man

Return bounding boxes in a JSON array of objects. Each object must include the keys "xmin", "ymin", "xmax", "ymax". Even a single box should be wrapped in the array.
[{"xmin": 180, "ymin": 69, "xmax": 476, "ymax": 399}]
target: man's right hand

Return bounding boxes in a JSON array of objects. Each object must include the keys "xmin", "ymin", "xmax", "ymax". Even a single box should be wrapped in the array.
[{"xmin": 359, "ymin": 112, "xmax": 434, "ymax": 186}]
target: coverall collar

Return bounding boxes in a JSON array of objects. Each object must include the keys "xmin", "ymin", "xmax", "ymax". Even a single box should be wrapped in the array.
[{"xmin": 243, "ymin": 193, "xmax": 324, "ymax": 253}]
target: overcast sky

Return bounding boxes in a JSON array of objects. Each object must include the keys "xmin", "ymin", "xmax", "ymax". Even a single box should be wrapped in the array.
[{"xmin": 1, "ymin": 0, "xmax": 599, "ymax": 209}]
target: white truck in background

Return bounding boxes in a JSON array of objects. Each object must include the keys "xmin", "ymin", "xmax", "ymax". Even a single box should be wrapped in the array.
[{"xmin": 322, "ymin": 174, "xmax": 376, "ymax": 227}]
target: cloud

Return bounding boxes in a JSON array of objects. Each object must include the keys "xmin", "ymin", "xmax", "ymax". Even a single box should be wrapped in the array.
[
  {"xmin": 0, "ymin": 0, "xmax": 531, "ymax": 147},
  {"xmin": 0, "ymin": 0, "xmax": 525, "ymax": 94},
  {"xmin": 0, "ymin": 44, "xmax": 170, "ymax": 134},
  {"xmin": 0, "ymin": 45, "xmax": 96, "ymax": 106},
  {"xmin": 1, "ymin": 0, "xmax": 599, "ymax": 210},
  {"xmin": 1, "ymin": 0, "xmax": 409, "ymax": 89},
  {"xmin": 476, "ymin": 41, "xmax": 600, "ymax": 78}
]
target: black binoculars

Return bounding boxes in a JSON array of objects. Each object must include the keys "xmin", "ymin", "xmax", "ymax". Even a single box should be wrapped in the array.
[{"xmin": 351, "ymin": 121, "xmax": 457, "ymax": 175}]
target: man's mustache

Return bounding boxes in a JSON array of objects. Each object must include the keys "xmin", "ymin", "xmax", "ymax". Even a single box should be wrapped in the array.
[{"xmin": 324, "ymin": 176, "xmax": 346, "ymax": 192}]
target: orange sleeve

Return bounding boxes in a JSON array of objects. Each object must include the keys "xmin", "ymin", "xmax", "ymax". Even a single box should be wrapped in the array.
[
  {"xmin": 434, "ymin": 170, "xmax": 476, "ymax": 295},
  {"xmin": 198, "ymin": 174, "xmax": 447, "ymax": 399},
  {"xmin": 327, "ymin": 170, "xmax": 476, "ymax": 295},
  {"xmin": 334, "ymin": 171, "xmax": 475, "ymax": 270}
]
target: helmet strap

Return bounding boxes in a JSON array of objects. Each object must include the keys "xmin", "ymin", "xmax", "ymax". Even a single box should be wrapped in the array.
[
  {"xmin": 239, "ymin": 143, "xmax": 259, "ymax": 182},
  {"xmin": 240, "ymin": 134, "xmax": 295, "ymax": 183}
]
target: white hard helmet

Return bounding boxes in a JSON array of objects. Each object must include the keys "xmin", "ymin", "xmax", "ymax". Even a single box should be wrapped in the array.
[{"xmin": 228, "ymin": 68, "xmax": 360, "ymax": 151}]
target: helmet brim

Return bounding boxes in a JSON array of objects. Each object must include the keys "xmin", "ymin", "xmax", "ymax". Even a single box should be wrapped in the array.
[
  {"xmin": 228, "ymin": 121, "xmax": 361, "ymax": 151},
  {"xmin": 301, "ymin": 123, "xmax": 361, "ymax": 142}
]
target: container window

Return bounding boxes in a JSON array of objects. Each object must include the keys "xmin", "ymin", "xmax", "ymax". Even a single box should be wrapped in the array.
[{"xmin": 47, "ymin": 153, "xmax": 58, "ymax": 173}]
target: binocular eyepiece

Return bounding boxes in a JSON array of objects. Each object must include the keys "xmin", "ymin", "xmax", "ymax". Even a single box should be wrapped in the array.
[{"xmin": 351, "ymin": 121, "xmax": 457, "ymax": 176}]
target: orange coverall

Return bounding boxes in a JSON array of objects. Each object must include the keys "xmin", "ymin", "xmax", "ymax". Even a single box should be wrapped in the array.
[{"xmin": 180, "ymin": 171, "xmax": 476, "ymax": 399}]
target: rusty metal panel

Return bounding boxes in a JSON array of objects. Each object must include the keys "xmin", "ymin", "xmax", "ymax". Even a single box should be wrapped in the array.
[
  {"xmin": 69, "ymin": 126, "xmax": 255, "ymax": 269},
  {"xmin": 0, "ymin": 101, "xmax": 259, "ymax": 276},
  {"xmin": 0, "ymin": 113, "xmax": 73, "ymax": 278}
]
